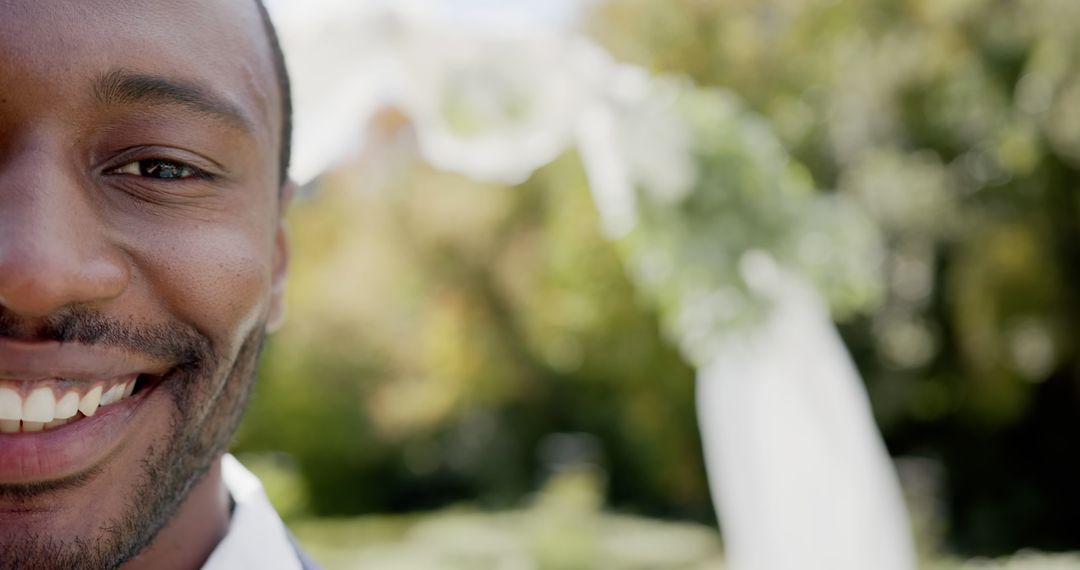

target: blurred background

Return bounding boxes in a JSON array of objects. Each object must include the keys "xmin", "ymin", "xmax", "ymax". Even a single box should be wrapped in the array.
[{"xmin": 233, "ymin": 0, "xmax": 1080, "ymax": 567}]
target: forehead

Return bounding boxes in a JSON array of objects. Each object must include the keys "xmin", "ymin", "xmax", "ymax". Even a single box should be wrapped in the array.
[{"xmin": 0, "ymin": 0, "xmax": 278, "ymax": 149}]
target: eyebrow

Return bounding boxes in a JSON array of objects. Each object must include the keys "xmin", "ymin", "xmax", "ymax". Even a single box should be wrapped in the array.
[{"xmin": 94, "ymin": 69, "xmax": 255, "ymax": 134}]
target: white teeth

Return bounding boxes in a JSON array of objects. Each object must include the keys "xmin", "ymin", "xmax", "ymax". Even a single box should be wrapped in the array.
[
  {"xmin": 79, "ymin": 386, "xmax": 103, "ymax": 417},
  {"xmin": 45, "ymin": 418, "xmax": 70, "ymax": 429},
  {"xmin": 100, "ymin": 384, "xmax": 123, "ymax": 406},
  {"xmin": 55, "ymin": 391, "xmax": 80, "ymax": 420},
  {"xmin": 23, "ymin": 387, "xmax": 56, "ymax": 423},
  {"xmin": 0, "ymin": 388, "xmax": 21, "ymax": 421},
  {"xmin": 0, "ymin": 378, "xmax": 140, "ymax": 430}
]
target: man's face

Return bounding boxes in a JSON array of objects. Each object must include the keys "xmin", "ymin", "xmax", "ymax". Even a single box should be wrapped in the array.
[{"xmin": 0, "ymin": 0, "xmax": 286, "ymax": 567}]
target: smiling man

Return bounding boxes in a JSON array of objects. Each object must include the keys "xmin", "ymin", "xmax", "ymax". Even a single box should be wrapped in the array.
[{"xmin": 0, "ymin": 1, "xmax": 310, "ymax": 568}]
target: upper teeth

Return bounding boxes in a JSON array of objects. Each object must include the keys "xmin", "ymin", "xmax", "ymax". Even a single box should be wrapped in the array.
[{"xmin": 0, "ymin": 377, "xmax": 138, "ymax": 433}]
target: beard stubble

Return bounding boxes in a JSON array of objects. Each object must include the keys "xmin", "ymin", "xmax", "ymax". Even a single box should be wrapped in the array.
[{"xmin": 0, "ymin": 309, "xmax": 266, "ymax": 570}]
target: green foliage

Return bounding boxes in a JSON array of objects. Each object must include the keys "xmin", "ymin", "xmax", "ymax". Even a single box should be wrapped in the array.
[
  {"xmin": 591, "ymin": 0, "xmax": 1080, "ymax": 555},
  {"xmin": 234, "ymin": 151, "xmax": 710, "ymax": 522},
  {"xmin": 601, "ymin": 80, "xmax": 883, "ymax": 364},
  {"xmin": 232, "ymin": 0, "xmax": 1080, "ymax": 557}
]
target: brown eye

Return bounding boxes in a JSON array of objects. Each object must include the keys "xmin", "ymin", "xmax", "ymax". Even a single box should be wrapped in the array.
[{"xmin": 111, "ymin": 159, "xmax": 199, "ymax": 180}]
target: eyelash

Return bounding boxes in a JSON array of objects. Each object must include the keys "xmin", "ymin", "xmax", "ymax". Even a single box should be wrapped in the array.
[{"xmin": 106, "ymin": 158, "xmax": 214, "ymax": 181}]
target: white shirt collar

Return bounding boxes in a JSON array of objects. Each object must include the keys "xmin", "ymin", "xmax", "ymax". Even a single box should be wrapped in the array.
[{"xmin": 201, "ymin": 454, "xmax": 305, "ymax": 570}]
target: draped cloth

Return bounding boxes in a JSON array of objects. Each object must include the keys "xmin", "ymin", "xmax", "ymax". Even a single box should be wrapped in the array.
[{"xmin": 697, "ymin": 274, "xmax": 915, "ymax": 570}]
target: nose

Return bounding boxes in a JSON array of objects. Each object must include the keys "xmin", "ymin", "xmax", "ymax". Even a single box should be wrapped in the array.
[{"xmin": 0, "ymin": 147, "xmax": 130, "ymax": 319}]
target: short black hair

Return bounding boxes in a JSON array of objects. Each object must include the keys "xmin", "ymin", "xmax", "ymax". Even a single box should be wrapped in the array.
[{"xmin": 254, "ymin": 0, "xmax": 292, "ymax": 186}]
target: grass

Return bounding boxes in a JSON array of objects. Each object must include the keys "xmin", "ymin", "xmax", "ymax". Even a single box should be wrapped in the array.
[{"xmin": 240, "ymin": 454, "xmax": 1080, "ymax": 569}]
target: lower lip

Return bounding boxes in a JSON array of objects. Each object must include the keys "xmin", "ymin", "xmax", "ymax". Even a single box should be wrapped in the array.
[{"xmin": 0, "ymin": 377, "xmax": 163, "ymax": 485}]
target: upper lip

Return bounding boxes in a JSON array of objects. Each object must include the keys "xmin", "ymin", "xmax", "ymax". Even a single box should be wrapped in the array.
[{"xmin": 0, "ymin": 337, "xmax": 172, "ymax": 382}]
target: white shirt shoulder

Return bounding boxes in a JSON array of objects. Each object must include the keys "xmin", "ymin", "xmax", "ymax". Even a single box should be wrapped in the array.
[{"xmin": 201, "ymin": 454, "xmax": 305, "ymax": 570}]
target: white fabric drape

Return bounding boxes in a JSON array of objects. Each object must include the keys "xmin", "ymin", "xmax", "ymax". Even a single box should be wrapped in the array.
[{"xmin": 696, "ymin": 274, "xmax": 915, "ymax": 570}]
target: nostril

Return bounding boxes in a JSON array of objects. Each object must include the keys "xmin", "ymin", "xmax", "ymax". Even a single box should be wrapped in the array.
[
  {"xmin": 0, "ymin": 277, "xmax": 76, "ymax": 319},
  {"xmin": 0, "ymin": 249, "xmax": 129, "ymax": 318}
]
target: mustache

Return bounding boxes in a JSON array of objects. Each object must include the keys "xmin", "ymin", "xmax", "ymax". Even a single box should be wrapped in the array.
[{"xmin": 0, "ymin": 308, "xmax": 213, "ymax": 369}]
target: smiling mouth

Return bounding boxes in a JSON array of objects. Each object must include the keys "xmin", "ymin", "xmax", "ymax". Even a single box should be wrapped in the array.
[{"xmin": 0, "ymin": 375, "xmax": 160, "ymax": 434}]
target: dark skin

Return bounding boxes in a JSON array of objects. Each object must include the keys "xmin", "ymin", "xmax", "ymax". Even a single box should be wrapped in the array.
[{"xmin": 0, "ymin": 0, "xmax": 292, "ymax": 568}]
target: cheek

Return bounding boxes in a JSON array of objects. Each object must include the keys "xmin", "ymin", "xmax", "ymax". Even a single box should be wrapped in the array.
[{"xmin": 121, "ymin": 219, "xmax": 275, "ymax": 351}]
